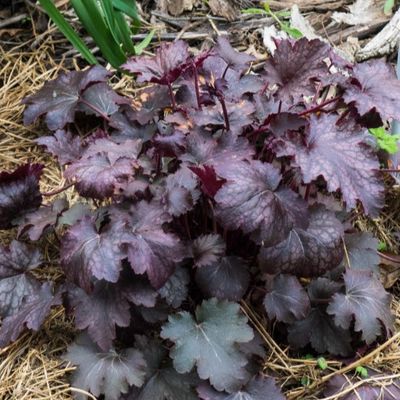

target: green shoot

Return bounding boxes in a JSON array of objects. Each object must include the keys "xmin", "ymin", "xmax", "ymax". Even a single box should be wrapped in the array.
[
  {"xmin": 369, "ymin": 127, "xmax": 400, "ymax": 154},
  {"xmin": 355, "ymin": 366, "xmax": 369, "ymax": 378}
]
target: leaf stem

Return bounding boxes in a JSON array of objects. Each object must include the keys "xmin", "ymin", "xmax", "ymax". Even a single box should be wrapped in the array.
[
  {"xmin": 79, "ymin": 98, "xmax": 111, "ymax": 122},
  {"xmin": 42, "ymin": 181, "xmax": 75, "ymax": 196},
  {"xmin": 167, "ymin": 82, "xmax": 177, "ymax": 110},
  {"xmin": 192, "ymin": 63, "xmax": 202, "ymax": 110},
  {"xmin": 218, "ymin": 95, "xmax": 230, "ymax": 131},
  {"xmin": 298, "ymin": 96, "xmax": 341, "ymax": 117}
]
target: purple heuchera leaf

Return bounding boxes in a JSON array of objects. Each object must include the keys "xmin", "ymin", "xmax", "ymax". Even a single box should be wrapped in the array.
[
  {"xmin": 190, "ymin": 165, "xmax": 226, "ymax": 198},
  {"xmin": 327, "ymin": 270, "xmax": 394, "ymax": 344},
  {"xmin": 123, "ymin": 40, "xmax": 190, "ymax": 85},
  {"xmin": 68, "ymin": 282, "xmax": 133, "ymax": 351},
  {"xmin": 263, "ymin": 38, "xmax": 331, "ymax": 104},
  {"xmin": 341, "ymin": 232, "xmax": 380, "ymax": 273},
  {"xmin": 275, "ymin": 114, "xmax": 384, "ymax": 215},
  {"xmin": 288, "ymin": 278, "xmax": 352, "ymax": 356},
  {"xmin": 79, "ymin": 82, "xmax": 130, "ymax": 117},
  {"xmin": 215, "ymin": 160, "xmax": 307, "ymax": 246},
  {"xmin": 192, "ymin": 234, "xmax": 226, "ymax": 267},
  {"xmin": 60, "ymin": 216, "xmax": 126, "ymax": 291},
  {"xmin": 214, "ymin": 36, "xmax": 255, "ymax": 73},
  {"xmin": 110, "ymin": 201, "xmax": 186, "ymax": 289},
  {"xmin": 18, "ymin": 197, "xmax": 69, "ymax": 241},
  {"xmin": 65, "ymin": 136, "xmax": 142, "ymax": 199},
  {"xmin": 0, "ymin": 163, "xmax": 43, "ymax": 229},
  {"xmin": 195, "ymin": 256, "xmax": 250, "ymax": 301},
  {"xmin": 36, "ymin": 130, "xmax": 83, "ymax": 166},
  {"xmin": 158, "ymin": 266, "xmax": 190, "ymax": 308},
  {"xmin": 191, "ymin": 100, "xmax": 255, "ymax": 136},
  {"xmin": 22, "ymin": 65, "xmax": 109, "ymax": 130},
  {"xmin": 65, "ymin": 333, "xmax": 147, "ymax": 400},
  {"xmin": 343, "ymin": 59, "xmax": 400, "ymax": 121},
  {"xmin": 0, "ymin": 240, "xmax": 42, "ymax": 318},
  {"xmin": 264, "ymin": 274, "xmax": 310, "ymax": 323},
  {"xmin": 162, "ymin": 166, "xmax": 200, "ymax": 216},
  {"xmin": 259, "ymin": 207, "xmax": 344, "ymax": 277},
  {"xmin": 197, "ymin": 375, "xmax": 285, "ymax": 400},
  {"xmin": 125, "ymin": 335, "xmax": 200, "ymax": 400},
  {"xmin": 0, "ymin": 282, "xmax": 61, "ymax": 347},
  {"xmin": 161, "ymin": 298, "xmax": 254, "ymax": 392}
]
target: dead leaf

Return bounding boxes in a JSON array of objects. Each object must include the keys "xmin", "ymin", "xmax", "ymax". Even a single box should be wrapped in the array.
[
  {"xmin": 332, "ymin": 0, "xmax": 385, "ymax": 26},
  {"xmin": 379, "ymin": 252, "xmax": 400, "ymax": 288},
  {"xmin": 158, "ymin": 0, "xmax": 197, "ymax": 16},
  {"xmin": 208, "ymin": 0, "xmax": 237, "ymax": 21}
]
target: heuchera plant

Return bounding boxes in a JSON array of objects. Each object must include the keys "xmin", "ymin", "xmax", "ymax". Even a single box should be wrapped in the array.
[{"xmin": 1, "ymin": 37, "xmax": 400, "ymax": 399}]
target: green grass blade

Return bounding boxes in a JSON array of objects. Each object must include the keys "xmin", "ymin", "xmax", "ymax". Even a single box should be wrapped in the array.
[
  {"xmin": 134, "ymin": 29, "xmax": 154, "ymax": 55},
  {"xmin": 71, "ymin": 0, "xmax": 126, "ymax": 67},
  {"xmin": 114, "ymin": 11, "xmax": 137, "ymax": 55},
  {"xmin": 113, "ymin": 0, "xmax": 141, "ymax": 31},
  {"xmin": 38, "ymin": 0, "xmax": 97, "ymax": 65}
]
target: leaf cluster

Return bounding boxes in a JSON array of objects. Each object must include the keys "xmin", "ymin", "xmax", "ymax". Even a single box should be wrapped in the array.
[{"xmin": 1, "ymin": 37, "xmax": 399, "ymax": 399}]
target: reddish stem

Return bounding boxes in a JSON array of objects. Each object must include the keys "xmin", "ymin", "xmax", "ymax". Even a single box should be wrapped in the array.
[
  {"xmin": 79, "ymin": 98, "xmax": 111, "ymax": 122},
  {"xmin": 167, "ymin": 82, "xmax": 177, "ymax": 110},
  {"xmin": 298, "ymin": 96, "xmax": 341, "ymax": 117},
  {"xmin": 218, "ymin": 95, "xmax": 230, "ymax": 132},
  {"xmin": 192, "ymin": 63, "xmax": 202, "ymax": 110},
  {"xmin": 42, "ymin": 181, "xmax": 75, "ymax": 196}
]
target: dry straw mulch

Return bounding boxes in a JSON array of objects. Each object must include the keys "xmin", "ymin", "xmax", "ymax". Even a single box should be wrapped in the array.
[{"xmin": 1, "ymin": 36, "xmax": 400, "ymax": 400}]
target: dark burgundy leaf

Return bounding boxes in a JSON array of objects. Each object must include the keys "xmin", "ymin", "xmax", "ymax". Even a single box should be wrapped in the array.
[
  {"xmin": 259, "ymin": 207, "xmax": 344, "ymax": 277},
  {"xmin": 0, "ymin": 282, "xmax": 61, "ymax": 347},
  {"xmin": 195, "ymin": 256, "xmax": 250, "ymax": 301},
  {"xmin": 64, "ymin": 136, "xmax": 142, "ymax": 199},
  {"xmin": 36, "ymin": 130, "xmax": 83, "ymax": 166},
  {"xmin": 131, "ymin": 86, "xmax": 171, "ymax": 125},
  {"xmin": 65, "ymin": 333, "xmax": 146, "ymax": 400},
  {"xmin": 57, "ymin": 202, "xmax": 92, "ymax": 226},
  {"xmin": 60, "ymin": 216, "xmax": 125, "ymax": 291},
  {"xmin": 109, "ymin": 111, "xmax": 156, "ymax": 142},
  {"xmin": 125, "ymin": 335, "xmax": 199, "ymax": 400},
  {"xmin": 109, "ymin": 201, "xmax": 186, "ymax": 289},
  {"xmin": 190, "ymin": 165, "xmax": 226, "ymax": 197},
  {"xmin": 215, "ymin": 160, "xmax": 307, "ymax": 245},
  {"xmin": 288, "ymin": 306, "xmax": 353, "ymax": 356},
  {"xmin": 23, "ymin": 65, "xmax": 109, "ymax": 130},
  {"xmin": 276, "ymin": 114, "xmax": 384, "ymax": 215},
  {"xmin": 343, "ymin": 59, "xmax": 400, "ymax": 121},
  {"xmin": 161, "ymin": 298, "xmax": 254, "ymax": 392},
  {"xmin": 214, "ymin": 36, "xmax": 255, "ymax": 73},
  {"xmin": 191, "ymin": 100, "xmax": 255, "ymax": 135},
  {"xmin": 162, "ymin": 166, "xmax": 200, "ymax": 216},
  {"xmin": 79, "ymin": 82, "xmax": 129, "ymax": 117},
  {"xmin": 263, "ymin": 38, "xmax": 331, "ymax": 104},
  {"xmin": 18, "ymin": 197, "xmax": 69, "ymax": 240},
  {"xmin": 181, "ymin": 131, "xmax": 254, "ymax": 176},
  {"xmin": 225, "ymin": 74, "xmax": 265, "ymax": 101},
  {"xmin": 154, "ymin": 130, "xmax": 186, "ymax": 157},
  {"xmin": 268, "ymin": 112, "xmax": 307, "ymax": 137},
  {"xmin": 197, "ymin": 375, "xmax": 285, "ymax": 400},
  {"xmin": 0, "ymin": 240, "xmax": 42, "ymax": 318},
  {"xmin": 341, "ymin": 232, "xmax": 380, "ymax": 273},
  {"xmin": 123, "ymin": 40, "xmax": 190, "ymax": 85},
  {"xmin": 0, "ymin": 163, "xmax": 43, "ymax": 229},
  {"xmin": 327, "ymin": 270, "xmax": 394, "ymax": 344},
  {"xmin": 192, "ymin": 234, "xmax": 226, "ymax": 268},
  {"xmin": 324, "ymin": 372, "xmax": 400, "ymax": 400},
  {"xmin": 288, "ymin": 277, "xmax": 352, "ymax": 356},
  {"xmin": 68, "ymin": 282, "xmax": 131, "ymax": 351},
  {"xmin": 264, "ymin": 274, "xmax": 310, "ymax": 323},
  {"xmin": 158, "ymin": 266, "xmax": 190, "ymax": 308},
  {"xmin": 237, "ymin": 333, "xmax": 266, "ymax": 359}
]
